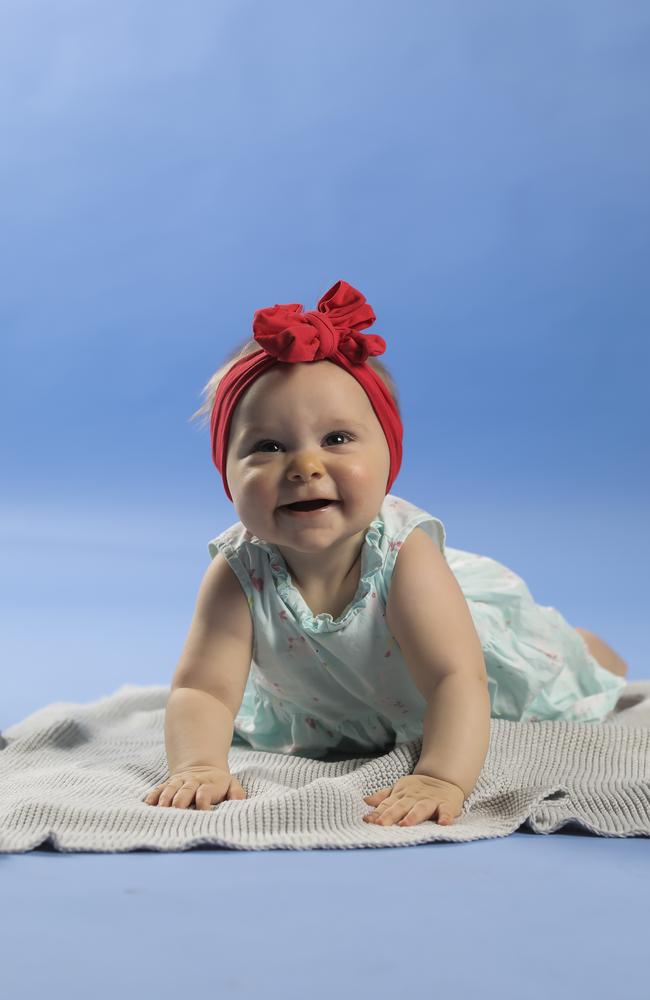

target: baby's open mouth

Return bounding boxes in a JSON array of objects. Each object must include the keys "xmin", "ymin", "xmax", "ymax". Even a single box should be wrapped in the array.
[{"xmin": 279, "ymin": 499, "xmax": 339, "ymax": 511}]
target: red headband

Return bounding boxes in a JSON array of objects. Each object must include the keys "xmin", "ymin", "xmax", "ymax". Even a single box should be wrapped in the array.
[{"xmin": 210, "ymin": 279, "xmax": 403, "ymax": 501}]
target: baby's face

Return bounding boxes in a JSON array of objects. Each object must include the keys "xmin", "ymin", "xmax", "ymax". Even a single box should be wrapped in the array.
[{"xmin": 225, "ymin": 361, "xmax": 391, "ymax": 552}]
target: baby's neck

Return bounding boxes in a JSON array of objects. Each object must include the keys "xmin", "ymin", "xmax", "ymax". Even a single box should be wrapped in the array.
[
  {"xmin": 292, "ymin": 551, "xmax": 363, "ymax": 620},
  {"xmin": 278, "ymin": 534, "xmax": 365, "ymax": 599}
]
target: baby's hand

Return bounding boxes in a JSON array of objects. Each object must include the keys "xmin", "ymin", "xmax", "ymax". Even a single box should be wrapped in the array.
[
  {"xmin": 143, "ymin": 765, "xmax": 247, "ymax": 810},
  {"xmin": 363, "ymin": 774, "xmax": 465, "ymax": 827}
]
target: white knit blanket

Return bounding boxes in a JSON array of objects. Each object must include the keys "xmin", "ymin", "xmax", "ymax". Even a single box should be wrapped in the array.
[{"xmin": 1, "ymin": 681, "xmax": 649, "ymax": 852}]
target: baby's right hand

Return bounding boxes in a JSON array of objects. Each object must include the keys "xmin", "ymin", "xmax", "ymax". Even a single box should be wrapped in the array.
[{"xmin": 143, "ymin": 765, "xmax": 247, "ymax": 810}]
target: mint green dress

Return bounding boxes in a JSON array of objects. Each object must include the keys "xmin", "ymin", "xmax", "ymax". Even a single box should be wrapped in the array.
[{"xmin": 207, "ymin": 493, "xmax": 626, "ymax": 759}]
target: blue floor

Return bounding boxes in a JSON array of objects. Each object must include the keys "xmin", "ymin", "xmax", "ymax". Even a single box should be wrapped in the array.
[
  {"xmin": 1, "ymin": 492, "xmax": 648, "ymax": 999},
  {"xmin": 1, "ymin": 835, "xmax": 648, "ymax": 999}
]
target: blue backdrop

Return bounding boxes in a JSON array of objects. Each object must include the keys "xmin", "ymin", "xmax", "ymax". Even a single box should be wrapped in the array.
[{"xmin": 2, "ymin": 0, "xmax": 648, "ymax": 727}]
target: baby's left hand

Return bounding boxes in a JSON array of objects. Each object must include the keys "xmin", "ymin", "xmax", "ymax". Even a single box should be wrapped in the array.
[{"xmin": 363, "ymin": 774, "xmax": 465, "ymax": 827}]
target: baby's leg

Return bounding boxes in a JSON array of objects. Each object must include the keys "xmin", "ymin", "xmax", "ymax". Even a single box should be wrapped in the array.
[{"xmin": 575, "ymin": 627, "xmax": 628, "ymax": 677}]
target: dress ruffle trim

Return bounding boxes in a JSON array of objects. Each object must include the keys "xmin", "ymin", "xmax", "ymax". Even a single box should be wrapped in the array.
[{"xmin": 246, "ymin": 515, "xmax": 385, "ymax": 633}]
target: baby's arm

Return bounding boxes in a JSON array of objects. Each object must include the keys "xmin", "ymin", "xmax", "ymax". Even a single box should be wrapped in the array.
[
  {"xmin": 146, "ymin": 553, "xmax": 253, "ymax": 809},
  {"xmin": 385, "ymin": 527, "xmax": 491, "ymax": 798}
]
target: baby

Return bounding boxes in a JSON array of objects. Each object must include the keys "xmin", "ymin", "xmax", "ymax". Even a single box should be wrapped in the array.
[{"xmin": 144, "ymin": 279, "xmax": 628, "ymax": 828}]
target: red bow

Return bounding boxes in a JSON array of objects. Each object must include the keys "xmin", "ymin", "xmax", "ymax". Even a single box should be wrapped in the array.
[{"xmin": 252, "ymin": 279, "xmax": 386, "ymax": 364}]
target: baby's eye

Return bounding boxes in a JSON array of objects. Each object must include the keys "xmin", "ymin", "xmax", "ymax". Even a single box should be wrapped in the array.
[
  {"xmin": 252, "ymin": 431, "xmax": 354, "ymax": 452},
  {"xmin": 324, "ymin": 431, "xmax": 354, "ymax": 446}
]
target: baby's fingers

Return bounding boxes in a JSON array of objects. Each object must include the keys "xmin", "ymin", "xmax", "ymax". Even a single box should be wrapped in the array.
[
  {"xmin": 433, "ymin": 801, "xmax": 456, "ymax": 825},
  {"xmin": 144, "ymin": 775, "xmax": 246, "ymax": 810},
  {"xmin": 391, "ymin": 799, "xmax": 457, "ymax": 826},
  {"xmin": 225, "ymin": 777, "xmax": 247, "ymax": 801},
  {"xmin": 160, "ymin": 780, "xmax": 196, "ymax": 809},
  {"xmin": 144, "ymin": 779, "xmax": 198, "ymax": 809},
  {"xmin": 143, "ymin": 784, "xmax": 166, "ymax": 805}
]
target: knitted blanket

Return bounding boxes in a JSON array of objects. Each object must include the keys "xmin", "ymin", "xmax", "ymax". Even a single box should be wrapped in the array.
[{"xmin": 1, "ymin": 681, "xmax": 649, "ymax": 852}]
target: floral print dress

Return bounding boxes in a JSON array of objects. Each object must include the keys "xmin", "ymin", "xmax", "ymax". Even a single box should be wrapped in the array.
[{"xmin": 206, "ymin": 494, "xmax": 626, "ymax": 758}]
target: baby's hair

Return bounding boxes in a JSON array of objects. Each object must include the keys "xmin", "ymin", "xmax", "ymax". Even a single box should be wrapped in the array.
[{"xmin": 189, "ymin": 336, "xmax": 402, "ymax": 431}]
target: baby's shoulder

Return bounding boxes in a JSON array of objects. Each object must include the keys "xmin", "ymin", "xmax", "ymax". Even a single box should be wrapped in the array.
[
  {"xmin": 207, "ymin": 519, "xmax": 258, "ymax": 563},
  {"xmin": 379, "ymin": 493, "xmax": 447, "ymax": 559}
]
